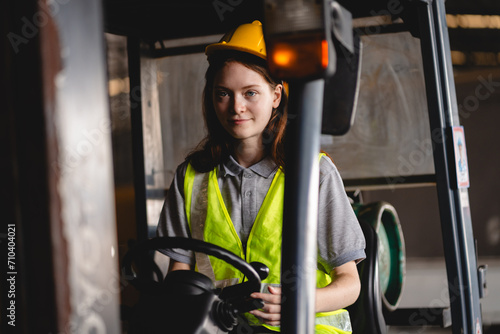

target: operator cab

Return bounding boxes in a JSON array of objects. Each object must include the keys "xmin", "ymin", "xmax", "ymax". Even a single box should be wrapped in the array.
[{"xmin": 103, "ymin": 1, "xmax": 485, "ymax": 333}]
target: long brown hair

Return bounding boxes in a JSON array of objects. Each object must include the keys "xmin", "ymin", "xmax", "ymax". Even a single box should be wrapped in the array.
[{"xmin": 187, "ymin": 51, "xmax": 288, "ymax": 172}]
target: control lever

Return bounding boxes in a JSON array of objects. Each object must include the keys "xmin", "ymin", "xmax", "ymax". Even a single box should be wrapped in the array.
[
  {"xmin": 250, "ymin": 262, "xmax": 270, "ymax": 281},
  {"xmin": 218, "ymin": 262, "xmax": 269, "ymax": 300},
  {"xmin": 231, "ymin": 297, "xmax": 265, "ymax": 314}
]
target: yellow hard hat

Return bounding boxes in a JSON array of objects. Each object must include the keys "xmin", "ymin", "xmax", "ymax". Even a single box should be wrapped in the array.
[{"xmin": 205, "ymin": 20, "xmax": 266, "ymax": 60}]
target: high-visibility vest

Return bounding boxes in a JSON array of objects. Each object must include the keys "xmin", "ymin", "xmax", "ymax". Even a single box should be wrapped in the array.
[{"xmin": 184, "ymin": 157, "xmax": 352, "ymax": 333}]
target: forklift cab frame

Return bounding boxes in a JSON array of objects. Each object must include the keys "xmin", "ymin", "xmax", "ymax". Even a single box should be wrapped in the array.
[
  {"xmin": 105, "ymin": 0, "xmax": 484, "ymax": 333},
  {"xmin": 2, "ymin": 0, "xmax": 485, "ymax": 333}
]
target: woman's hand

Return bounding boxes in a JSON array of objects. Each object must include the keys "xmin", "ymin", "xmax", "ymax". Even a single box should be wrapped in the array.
[
  {"xmin": 249, "ymin": 286, "xmax": 282, "ymax": 327},
  {"xmin": 247, "ymin": 261, "xmax": 360, "ymax": 327}
]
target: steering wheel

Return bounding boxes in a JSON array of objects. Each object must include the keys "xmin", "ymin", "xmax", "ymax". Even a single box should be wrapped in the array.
[{"xmin": 121, "ymin": 237, "xmax": 267, "ymax": 334}]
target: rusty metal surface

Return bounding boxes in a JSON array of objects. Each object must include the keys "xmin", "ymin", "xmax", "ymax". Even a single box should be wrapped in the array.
[
  {"xmin": 49, "ymin": 0, "xmax": 121, "ymax": 332},
  {"xmin": 4, "ymin": 0, "xmax": 121, "ymax": 332},
  {"xmin": 3, "ymin": 1, "xmax": 60, "ymax": 333},
  {"xmin": 38, "ymin": 1, "xmax": 71, "ymax": 331}
]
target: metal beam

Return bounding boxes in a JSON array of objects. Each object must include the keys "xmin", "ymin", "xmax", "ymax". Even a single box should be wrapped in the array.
[
  {"xmin": 417, "ymin": 0, "xmax": 483, "ymax": 333},
  {"xmin": 445, "ymin": 0, "xmax": 500, "ymax": 15},
  {"xmin": 2, "ymin": 1, "xmax": 60, "ymax": 332},
  {"xmin": 449, "ymin": 28, "xmax": 500, "ymax": 53},
  {"xmin": 282, "ymin": 80, "xmax": 324, "ymax": 334},
  {"xmin": 127, "ymin": 36, "xmax": 149, "ymax": 242},
  {"xmin": 3, "ymin": 0, "xmax": 122, "ymax": 332}
]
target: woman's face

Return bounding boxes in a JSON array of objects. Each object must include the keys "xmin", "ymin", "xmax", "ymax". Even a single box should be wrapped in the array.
[{"xmin": 213, "ymin": 61, "xmax": 282, "ymax": 146}]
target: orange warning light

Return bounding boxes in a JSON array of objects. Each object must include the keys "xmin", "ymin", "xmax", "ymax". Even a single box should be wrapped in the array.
[
  {"xmin": 322, "ymin": 39, "xmax": 329, "ymax": 69},
  {"xmin": 267, "ymin": 32, "xmax": 328, "ymax": 80},
  {"xmin": 272, "ymin": 47, "xmax": 295, "ymax": 67}
]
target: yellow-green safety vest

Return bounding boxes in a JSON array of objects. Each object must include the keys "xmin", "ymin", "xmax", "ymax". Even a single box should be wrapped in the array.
[{"xmin": 184, "ymin": 156, "xmax": 352, "ymax": 334}]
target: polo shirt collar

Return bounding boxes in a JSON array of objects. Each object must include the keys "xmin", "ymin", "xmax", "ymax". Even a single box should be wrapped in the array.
[{"xmin": 221, "ymin": 155, "xmax": 278, "ymax": 179}]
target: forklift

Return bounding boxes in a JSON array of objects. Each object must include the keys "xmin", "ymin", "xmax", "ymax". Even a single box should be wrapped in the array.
[
  {"xmin": 2, "ymin": 0, "xmax": 487, "ymax": 333},
  {"xmin": 109, "ymin": 0, "xmax": 486, "ymax": 332}
]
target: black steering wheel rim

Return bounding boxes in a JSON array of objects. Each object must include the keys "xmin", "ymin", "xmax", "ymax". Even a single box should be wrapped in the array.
[{"xmin": 122, "ymin": 236, "xmax": 262, "ymax": 291}]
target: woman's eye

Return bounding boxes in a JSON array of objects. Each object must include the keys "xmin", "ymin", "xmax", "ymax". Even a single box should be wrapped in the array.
[
  {"xmin": 246, "ymin": 91, "xmax": 257, "ymax": 97},
  {"xmin": 216, "ymin": 91, "xmax": 228, "ymax": 97}
]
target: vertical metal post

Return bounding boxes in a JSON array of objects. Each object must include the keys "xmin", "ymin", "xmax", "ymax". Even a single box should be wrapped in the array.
[
  {"xmin": 282, "ymin": 79, "xmax": 324, "ymax": 334},
  {"xmin": 2, "ymin": 2, "xmax": 60, "ymax": 332},
  {"xmin": 417, "ymin": 0, "xmax": 483, "ymax": 332},
  {"xmin": 3, "ymin": 0, "xmax": 122, "ymax": 332},
  {"xmin": 127, "ymin": 37, "xmax": 149, "ymax": 241},
  {"xmin": 49, "ymin": 0, "xmax": 122, "ymax": 332}
]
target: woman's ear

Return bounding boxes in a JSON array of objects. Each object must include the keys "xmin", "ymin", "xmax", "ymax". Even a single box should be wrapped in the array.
[{"xmin": 272, "ymin": 84, "xmax": 283, "ymax": 109}]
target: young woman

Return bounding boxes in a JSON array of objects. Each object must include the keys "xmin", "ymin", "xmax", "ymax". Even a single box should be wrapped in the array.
[{"xmin": 157, "ymin": 20, "xmax": 365, "ymax": 334}]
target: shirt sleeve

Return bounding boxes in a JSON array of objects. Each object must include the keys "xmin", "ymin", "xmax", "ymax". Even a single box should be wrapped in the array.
[
  {"xmin": 156, "ymin": 161, "xmax": 196, "ymax": 266},
  {"xmin": 317, "ymin": 155, "xmax": 366, "ymax": 274}
]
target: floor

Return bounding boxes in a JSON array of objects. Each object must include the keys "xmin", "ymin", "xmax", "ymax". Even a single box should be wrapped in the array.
[{"xmin": 387, "ymin": 257, "xmax": 500, "ymax": 334}]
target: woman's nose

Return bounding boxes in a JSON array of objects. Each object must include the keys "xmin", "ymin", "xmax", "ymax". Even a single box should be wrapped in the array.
[{"xmin": 232, "ymin": 95, "xmax": 246, "ymax": 114}]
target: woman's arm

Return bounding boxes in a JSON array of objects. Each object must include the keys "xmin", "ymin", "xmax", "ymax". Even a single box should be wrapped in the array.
[
  {"xmin": 249, "ymin": 260, "xmax": 360, "ymax": 327},
  {"xmin": 168, "ymin": 260, "xmax": 191, "ymax": 272},
  {"xmin": 316, "ymin": 260, "xmax": 361, "ymax": 312}
]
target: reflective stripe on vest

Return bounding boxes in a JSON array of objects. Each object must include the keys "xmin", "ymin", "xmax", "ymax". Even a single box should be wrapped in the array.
[
  {"xmin": 184, "ymin": 155, "xmax": 351, "ymax": 333},
  {"xmin": 315, "ymin": 310, "xmax": 352, "ymax": 333}
]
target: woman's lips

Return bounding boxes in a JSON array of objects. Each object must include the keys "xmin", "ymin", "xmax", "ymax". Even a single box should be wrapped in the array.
[{"xmin": 229, "ymin": 119, "xmax": 250, "ymax": 125}]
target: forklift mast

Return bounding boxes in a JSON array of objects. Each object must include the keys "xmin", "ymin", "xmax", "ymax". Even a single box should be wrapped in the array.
[
  {"xmin": 3, "ymin": 0, "xmax": 487, "ymax": 333},
  {"xmin": 263, "ymin": 0, "xmax": 484, "ymax": 333}
]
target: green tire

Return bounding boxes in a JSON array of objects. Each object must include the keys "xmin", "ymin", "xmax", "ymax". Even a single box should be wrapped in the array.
[{"xmin": 353, "ymin": 201, "xmax": 406, "ymax": 311}]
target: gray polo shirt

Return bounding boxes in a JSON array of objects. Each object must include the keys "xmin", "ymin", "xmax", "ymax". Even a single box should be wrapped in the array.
[{"xmin": 157, "ymin": 155, "xmax": 365, "ymax": 274}]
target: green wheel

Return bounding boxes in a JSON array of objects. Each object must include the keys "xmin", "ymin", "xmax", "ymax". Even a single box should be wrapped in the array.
[{"xmin": 353, "ymin": 201, "xmax": 406, "ymax": 311}]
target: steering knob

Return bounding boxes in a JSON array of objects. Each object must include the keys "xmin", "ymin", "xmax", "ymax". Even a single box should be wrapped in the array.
[{"xmin": 250, "ymin": 262, "xmax": 269, "ymax": 281}]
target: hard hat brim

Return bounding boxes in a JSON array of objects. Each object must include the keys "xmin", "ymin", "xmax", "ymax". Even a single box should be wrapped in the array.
[{"xmin": 205, "ymin": 43, "xmax": 267, "ymax": 60}]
